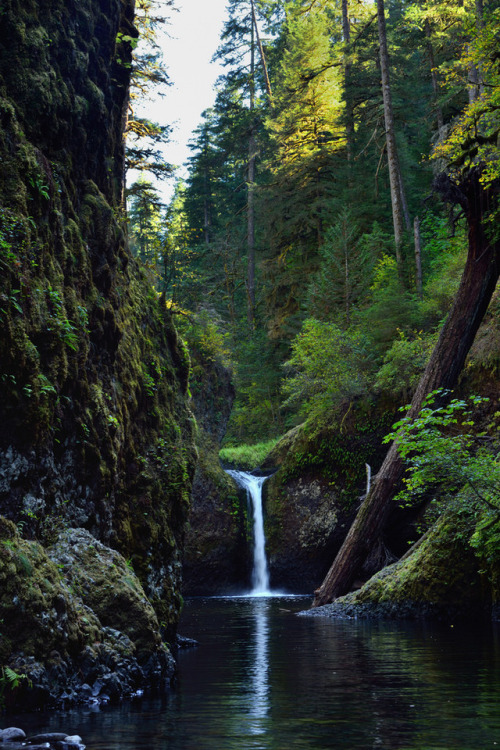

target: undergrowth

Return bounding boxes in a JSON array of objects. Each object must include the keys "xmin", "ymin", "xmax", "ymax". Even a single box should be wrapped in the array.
[{"xmin": 219, "ymin": 438, "xmax": 280, "ymax": 470}]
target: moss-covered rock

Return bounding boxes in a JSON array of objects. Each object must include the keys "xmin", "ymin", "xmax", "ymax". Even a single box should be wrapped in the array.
[
  {"xmin": 48, "ymin": 529, "xmax": 164, "ymax": 658},
  {"xmin": 182, "ymin": 329, "xmax": 250, "ymax": 594},
  {"xmin": 308, "ymin": 505, "xmax": 499, "ymax": 621},
  {"xmin": 0, "ymin": 520, "xmax": 172, "ymax": 709},
  {"xmin": 183, "ymin": 432, "xmax": 251, "ymax": 594},
  {"xmin": 264, "ymin": 402, "xmax": 397, "ymax": 591}
]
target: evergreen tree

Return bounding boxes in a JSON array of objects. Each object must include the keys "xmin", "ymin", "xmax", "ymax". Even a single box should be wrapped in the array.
[
  {"xmin": 306, "ymin": 209, "xmax": 376, "ymax": 327},
  {"xmin": 261, "ymin": 2, "xmax": 345, "ymax": 337},
  {"xmin": 125, "ymin": 0, "xmax": 173, "ymax": 183}
]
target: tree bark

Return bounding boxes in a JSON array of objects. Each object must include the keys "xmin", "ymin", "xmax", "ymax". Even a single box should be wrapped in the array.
[
  {"xmin": 251, "ymin": 0, "xmax": 273, "ymax": 102},
  {"xmin": 247, "ymin": 131, "xmax": 256, "ymax": 325},
  {"xmin": 341, "ymin": 0, "xmax": 355, "ymax": 163},
  {"xmin": 414, "ymin": 215, "xmax": 423, "ymax": 300},
  {"xmin": 424, "ymin": 19, "xmax": 444, "ymax": 133},
  {"xmin": 247, "ymin": 4, "xmax": 256, "ymax": 327},
  {"xmin": 376, "ymin": 0, "xmax": 409, "ymax": 266},
  {"xmin": 312, "ymin": 169, "xmax": 500, "ymax": 607}
]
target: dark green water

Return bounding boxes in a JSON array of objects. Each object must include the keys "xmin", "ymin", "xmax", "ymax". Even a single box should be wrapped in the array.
[{"xmin": 8, "ymin": 596, "xmax": 500, "ymax": 749}]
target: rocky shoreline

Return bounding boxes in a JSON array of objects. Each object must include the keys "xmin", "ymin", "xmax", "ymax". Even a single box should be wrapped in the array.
[{"xmin": 0, "ymin": 728, "xmax": 84, "ymax": 750}]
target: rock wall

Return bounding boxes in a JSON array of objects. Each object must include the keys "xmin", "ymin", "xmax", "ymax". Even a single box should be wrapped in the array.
[
  {"xmin": 0, "ymin": 0, "xmax": 196, "ymax": 702},
  {"xmin": 263, "ymin": 403, "xmax": 397, "ymax": 592}
]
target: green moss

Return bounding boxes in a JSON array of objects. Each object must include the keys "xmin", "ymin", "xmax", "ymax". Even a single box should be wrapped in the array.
[{"xmin": 268, "ymin": 401, "xmax": 395, "ymax": 511}]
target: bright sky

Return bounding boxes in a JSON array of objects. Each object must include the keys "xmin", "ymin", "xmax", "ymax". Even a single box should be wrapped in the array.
[{"xmin": 139, "ymin": 0, "xmax": 229, "ymax": 202}]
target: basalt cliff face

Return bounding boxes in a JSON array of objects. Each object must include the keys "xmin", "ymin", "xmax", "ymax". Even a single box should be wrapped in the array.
[{"xmin": 0, "ymin": 0, "xmax": 196, "ymax": 706}]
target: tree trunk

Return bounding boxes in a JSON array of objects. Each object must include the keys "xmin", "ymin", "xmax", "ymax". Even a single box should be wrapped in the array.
[
  {"xmin": 414, "ymin": 215, "xmax": 423, "ymax": 300},
  {"xmin": 312, "ymin": 169, "xmax": 500, "ymax": 608},
  {"xmin": 341, "ymin": 0, "xmax": 355, "ymax": 163},
  {"xmin": 377, "ymin": 0, "xmax": 409, "ymax": 266},
  {"xmin": 247, "ymin": 131, "xmax": 256, "ymax": 325},
  {"xmin": 424, "ymin": 19, "xmax": 444, "ymax": 133},
  {"xmin": 247, "ymin": 7, "xmax": 256, "ymax": 327},
  {"xmin": 251, "ymin": 0, "xmax": 273, "ymax": 102}
]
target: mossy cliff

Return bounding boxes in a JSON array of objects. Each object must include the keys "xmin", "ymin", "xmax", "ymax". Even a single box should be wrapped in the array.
[{"xmin": 0, "ymin": 0, "xmax": 196, "ymax": 700}]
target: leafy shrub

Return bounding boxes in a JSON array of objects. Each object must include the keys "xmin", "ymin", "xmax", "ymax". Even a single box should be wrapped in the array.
[
  {"xmin": 282, "ymin": 318, "xmax": 372, "ymax": 418},
  {"xmin": 374, "ymin": 330, "xmax": 436, "ymax": 402},
  {"xmin": 386, "ymin": 390, "xmax": 499, "ymax": 505}
]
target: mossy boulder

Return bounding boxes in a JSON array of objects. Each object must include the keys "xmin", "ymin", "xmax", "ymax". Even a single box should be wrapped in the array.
[
  {"xmin": 0, "ymin": 519, "xmax": 172, "ymax": 709},
  {"xmin": 48, "ymin": 529, "xmax": 164, "ymax": 658}
]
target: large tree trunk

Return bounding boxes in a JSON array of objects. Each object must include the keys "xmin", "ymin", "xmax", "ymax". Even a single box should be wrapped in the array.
[
  {"xmin": 251, "ymin": 0, "xmax": 273, "ymax": 102},
  {"xmin": 341, "ymin": 0, "xmax": 355, "ymax": 163},
  {"xmin": 424, "ymin": 19, "xmax": 444, "ymax": 133},
  {"xmin": 414, "ymin": 215, "xmax": 423, "ymax": 300},
  {"xmin": 312, "ymin": 169, "xmax": 500, "ymax": 607},
  {"xmin": 247, "ymin": 1, "xmax": 256, "ymax": 327},
  {"xmin": 377, "ymin": 0, "xmax": 410, "ymax": 265},
  {"xmin": 247, "ymin": 130, "xmax": 256, "ymax": 325}
]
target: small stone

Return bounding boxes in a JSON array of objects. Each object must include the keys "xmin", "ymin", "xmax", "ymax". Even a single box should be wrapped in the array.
[
  {"xmin": 176, "ymin": 634, "xmax": 198, "ymax": 649},
  {"xmin": 0, "ymin": 727, "xmax": 26, "ymax": 742},
  {"xmin": 26, "ymin": 734, "xmax": 68, "ymax": 744},
  {"xmin": 63, "ymin": 736, "xmax": 83, "ymax": 746}
]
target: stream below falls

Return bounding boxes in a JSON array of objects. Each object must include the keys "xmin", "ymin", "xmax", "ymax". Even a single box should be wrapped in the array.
[{"xmin": 7, "ymin": 596, "xmax": 500, "ymax": 749}]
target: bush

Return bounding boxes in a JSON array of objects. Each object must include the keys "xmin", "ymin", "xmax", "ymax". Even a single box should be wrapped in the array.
[
  {"xmin": 281, "ymin": 318, "xmax": 373, "ymax": 419},
  {"xmin": 374, "ymin": 329, "xmax": 436, "ymax": 402}
]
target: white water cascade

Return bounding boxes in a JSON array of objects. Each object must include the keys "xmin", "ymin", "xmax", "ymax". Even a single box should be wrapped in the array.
[{"xmin": 226, "ymin": 470, "xmax": 271, "ymax": 596}]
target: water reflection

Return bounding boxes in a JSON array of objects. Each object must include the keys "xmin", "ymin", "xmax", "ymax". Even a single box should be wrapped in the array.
[{"xmin": 248, "ymin": 599, "xmax": 270, "ymax": 734}]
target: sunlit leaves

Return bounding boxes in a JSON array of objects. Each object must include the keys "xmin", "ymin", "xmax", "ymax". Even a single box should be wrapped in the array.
[
  {"xmin": 282, "ymin": 318, "xmax": 372, "ymax": 417},
  {"xmin": 432, "ymin": 8, "xmax": 500, "ymax": 188}
]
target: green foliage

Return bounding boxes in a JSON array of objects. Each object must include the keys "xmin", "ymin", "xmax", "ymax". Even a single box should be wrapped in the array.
[
  {"xmin": 386, "ymin": 388, "xmax": 500, "ymax": 568},
  {"xmin": 418, "ymin": 213, "xmax": 468, "ymax": 325},
  {"xmin": 45, "ymin": 285, "xmax": 78, "ymax": 351},
  {"xmin": 282, "ymin": 319, "xmax": 373, "ymax": 419},
  {"xmin": 219, "ymin": 438, "xmax": 280, "ymax": 470},
  {"xmin": 306, "ymin": 209, "xmax": 377, "ymax": 326},
  {"xmin": 359, "ymin": 255, "xmax": 420, "ymax": 355},
  {"xmin": 374, "ymin": 330, "xmax": 436, "ymax": 402},
  {"xmin": 433, "ymin": 7, "xmax": 500, "ymax": 190},
  {"xmin": 123, "ymin": 0, "xmax": 499, "ymax": 451},
  {"xmin": 179, "ymin": 308, "xmax": 233, "ymax": 371},
  {"xmin": 0, "ymin": 666, "xmax": 29, "ymax": 710},
  {"xmin": 385, "ymin": 390, "xmax": 499, "ymax": 507}
]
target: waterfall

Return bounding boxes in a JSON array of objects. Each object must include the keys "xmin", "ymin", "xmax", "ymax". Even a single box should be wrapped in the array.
[
  {"xmin": 226, "ymin": 470, "xmax": 271, "ymax": 595},
  {"xmin": 365, "ymin": 463, "xmax": 372, "ymax": 495}
]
